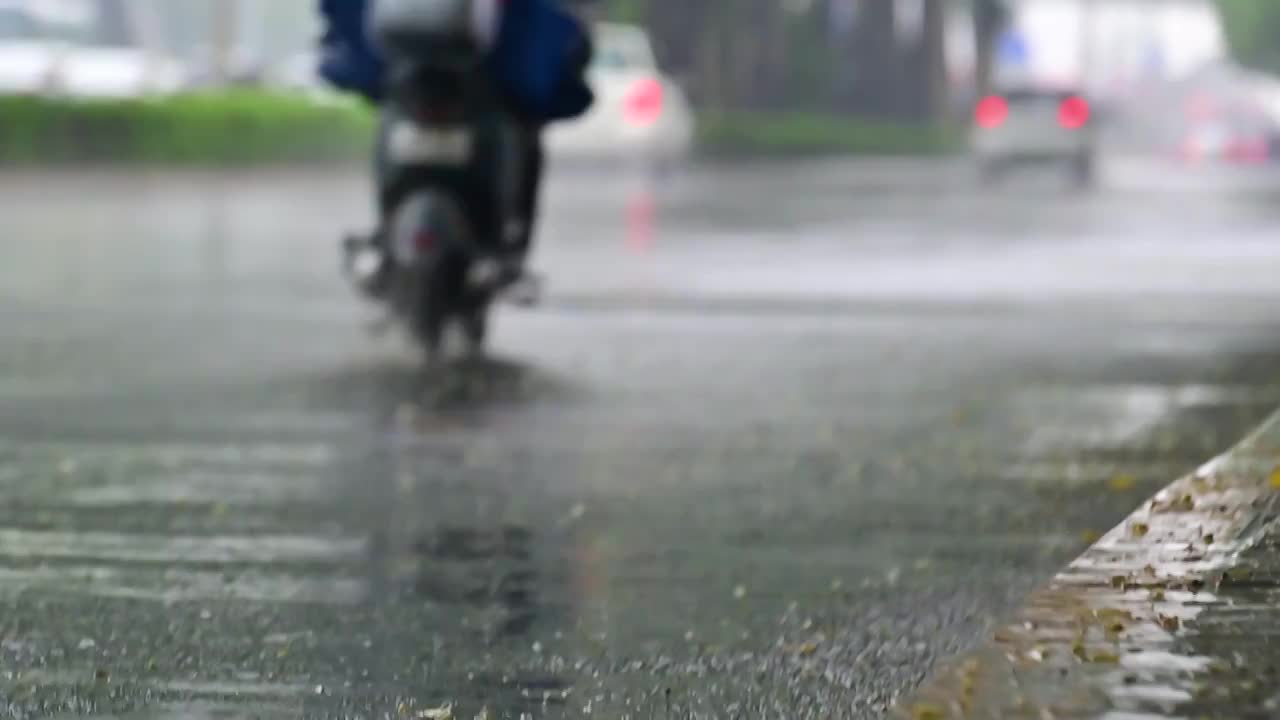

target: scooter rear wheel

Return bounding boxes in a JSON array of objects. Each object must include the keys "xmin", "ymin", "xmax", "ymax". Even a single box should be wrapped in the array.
[
  {"xmin": 461, "ymin": 304, "xmax": 489, "ymax": 356},
  {"xmin": 412, "ymin": 258, "xmax": 459, "ymax": 361}
]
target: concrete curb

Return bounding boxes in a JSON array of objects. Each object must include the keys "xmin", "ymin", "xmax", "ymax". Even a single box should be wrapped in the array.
[{"xmin": 891, "ymin": 410, "xmax": 1280, "ymax": 719}]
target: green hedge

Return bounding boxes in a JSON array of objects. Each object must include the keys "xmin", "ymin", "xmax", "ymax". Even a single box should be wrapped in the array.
[
  {"xmin": 0, "ymin": 91, "xmax": 376, "ymax": 166},
  {"xmin": 0, "ymin": 93, "xmax": 961, "ymax": 165},
  {"xmin": 697, "ymin": 112, "xmax": 964, "ymax": 158}
]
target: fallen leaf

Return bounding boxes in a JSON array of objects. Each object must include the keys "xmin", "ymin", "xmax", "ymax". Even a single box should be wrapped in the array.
[
  {"xmin": 1081, "ymin": 529, "xmax": 1102, "ymax": 544},
  {"xmin": 1270, "ymin": 468, "xmax": 1280, "ymax": 490},
  {"xmin": 1108, "ymin": 474, "xmax": 1137, "ymax": 492},
  {"xmin": 1096, "ymin": 609, "xmax": 1134, "ymax": 623},
  {"xmin": 911, "ymin": 703, "xmax": 946, "ymax": 720},
  {"xmin": 1157, "ymin": 615, "xmax": 1180, "ymax": 631},
  {"xmin": 1152, "ymin": 494, "xmax": 1195, "ymax": 514},
  {"xmin": 1226, "ymin": 568, "xmax": 1253, "ymax": 582},
  {"xmin": 1130, "ymin": 522, "xmax": 1150, "ymax": 538}
]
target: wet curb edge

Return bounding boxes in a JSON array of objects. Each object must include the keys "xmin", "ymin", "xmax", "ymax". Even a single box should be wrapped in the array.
[{"xmin": 890, "ymin": 409, "xmax": 1280, "ymax": 719}]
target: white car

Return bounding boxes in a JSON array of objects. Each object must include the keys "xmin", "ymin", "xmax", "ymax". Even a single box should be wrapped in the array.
[
  {"xmin": 545, "ymin": 22, "xmax": 695, "ymax": 168},
  {"xmin": 50, "ymin": 45, "xmax": 184, "ymax": 99},
  {"xmin": 0, "ymin": 4, "xmax": 57, "ymax": 94},
  {"xmin": 259, "ymin": 51, "xmax": 354, "ymax": 106},
  {"xmin": 970, "ymin": 86, "xmax": 1098, "ymax": 186},
  {"xmin": 0, "ymin": 1, "xmax": 184, "ymax": 99}
]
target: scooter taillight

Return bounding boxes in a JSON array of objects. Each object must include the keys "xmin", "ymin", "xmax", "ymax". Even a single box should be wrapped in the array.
[{"xmin": 415, "ymin": 230, "xmax": 437, "ymax": 252}]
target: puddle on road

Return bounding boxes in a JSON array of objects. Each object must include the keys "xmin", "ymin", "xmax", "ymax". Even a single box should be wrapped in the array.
[{"xmin": 304, "ymin": 354, "xmax": 581, "ymax": 417}]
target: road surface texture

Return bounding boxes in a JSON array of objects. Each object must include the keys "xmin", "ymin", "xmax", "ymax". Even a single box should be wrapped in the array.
[{"xmin": 2, "ymin": 160, "xmax": 1280, "ymax": 719}]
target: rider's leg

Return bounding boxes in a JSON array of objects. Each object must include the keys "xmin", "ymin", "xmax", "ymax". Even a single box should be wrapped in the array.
[
  {"xmin": 343, "ymin": 107, "xmax": 392, "ymax": 297},
  {"xmin": 497, "ymin": 124, "xmax": 546, "ymax": 304},
  {"xmin": 515, "ymin": 124, "xmax": 545, "ymax": 260}
]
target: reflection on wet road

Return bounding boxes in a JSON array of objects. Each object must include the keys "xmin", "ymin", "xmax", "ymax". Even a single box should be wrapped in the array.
[{"xmin": 3, "ymin": 162, "xmax": 1280, "ymax": 718}]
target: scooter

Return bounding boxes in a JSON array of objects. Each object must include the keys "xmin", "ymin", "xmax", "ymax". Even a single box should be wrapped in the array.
[{"xmin": 342, "ymin": 0, "xmax": 537, "ymax": 358}]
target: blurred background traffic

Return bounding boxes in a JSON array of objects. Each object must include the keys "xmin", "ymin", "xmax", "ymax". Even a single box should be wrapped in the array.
[
  {"xmin": 10, "ymin": 3, "xmax": 1280, "ymax": 717},
  {"xmin": 4, "ymin": 0, "xmax": 1280, "ymax": 170}
]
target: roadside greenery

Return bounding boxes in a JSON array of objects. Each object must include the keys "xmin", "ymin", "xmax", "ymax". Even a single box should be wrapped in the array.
[
  {"xmin": 0, "ymin": 92, "xmax": 961, "ymax": 165},
  {"xmin": 698, "ymin": 112, "xmax": 964, "ymax": 158},
  {"xmin": 0, "ymin": 91, "xmax": 375, "ymax": 166},
  {"xmin": 1217, "ymin": 0, "xmax": 1280, "ymax": 75}
]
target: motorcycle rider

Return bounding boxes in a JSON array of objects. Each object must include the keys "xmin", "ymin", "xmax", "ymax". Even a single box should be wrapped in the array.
[{"xmin": 318, "ymin": 0, "xmax": 595, "ymax": 287}]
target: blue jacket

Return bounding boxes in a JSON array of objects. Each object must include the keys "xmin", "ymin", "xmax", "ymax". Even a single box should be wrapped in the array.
[{"xmin": 318, "ymin": 0, "xmax": 594, "ymax": 122}]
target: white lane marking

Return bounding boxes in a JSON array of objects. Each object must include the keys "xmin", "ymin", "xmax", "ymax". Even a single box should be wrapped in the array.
[
  {"xmin": 0, "ymin": 564, "xmax": 366, "ymax": 605},
  {"xmin": 0, "ymin": 529, "xmax": 367, "ymax": 566}
]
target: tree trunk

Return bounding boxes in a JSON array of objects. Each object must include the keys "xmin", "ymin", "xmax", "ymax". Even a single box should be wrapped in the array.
[
  {"xmin": 854, "ymin": 0, "xmax": 899, "ymax": 117},
  {"xmin": 210, "ymin": 0, "xmax": 238, "ymax": 86},
  {"xmin": 973, "ymin": 0, "xmax": 1007, "ymax": 98},
  {"xmin": 756, "ymin": 0, "xmax": 786, "ymax": 111},
  {"xmin": 647, "ymin": 1, "xmax": 707, "ymax": 80},
  {"xmin": 921, "ymin": 0, "xmax": 948, "ymax": 123},
  {"xmin": 656, "ymin": 1, "xmax": 728, "ymax": 110},
  {"xmin": 94, "ymin": 0, "xmax": 135, "ymax": 46}
]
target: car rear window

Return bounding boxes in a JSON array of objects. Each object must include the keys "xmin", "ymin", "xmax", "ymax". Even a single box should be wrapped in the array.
[
  {"xmin": 591, "ymin": 26, "xmax": 656, "ymax": 72},
  {"xmin": 1001, "ymin": 88, "xmax": 1079, "ymax": 104}
]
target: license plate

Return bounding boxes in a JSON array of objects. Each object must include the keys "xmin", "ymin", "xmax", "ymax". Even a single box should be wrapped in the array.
[{"xmin": 388, "ymin": 122, "xmax": 473, "ymax": 165}]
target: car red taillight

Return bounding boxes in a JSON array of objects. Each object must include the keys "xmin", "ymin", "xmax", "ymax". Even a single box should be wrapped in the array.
[
  {"xmin": 974, "ymin": 95, "xmax": 1008, "ymax": 129},
  {"xmin": 1058, "ymin": 96, "xmax": 1090, "ymax": 130},
  {"xmin": 624, "ymin": 78, "xmax": 664, "ymax": 127},
  {"xmin": 1226, "ymin": 137, "xmax": 1269, "ymax": 164}
]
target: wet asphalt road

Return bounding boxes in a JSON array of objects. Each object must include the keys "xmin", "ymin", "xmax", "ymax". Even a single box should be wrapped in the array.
[{"xmin": 4, "ymin": 160, "xmax": 1280, "ymax": 719}]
